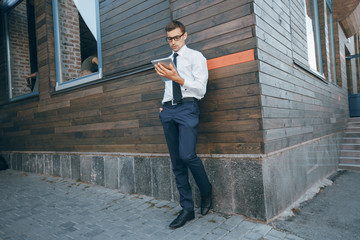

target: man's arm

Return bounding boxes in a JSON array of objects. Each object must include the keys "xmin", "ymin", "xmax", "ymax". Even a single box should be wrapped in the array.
[
  {"xmin": 154, "ymin": 63, "xmax": 184, "ymax": 86},
  {"xmin": 182, "ymin": 54, "xmax": 208, "ymax": 98},
  {"xmin": 154, "ymin": 52, "xmax": 208, "ymax": 98}
]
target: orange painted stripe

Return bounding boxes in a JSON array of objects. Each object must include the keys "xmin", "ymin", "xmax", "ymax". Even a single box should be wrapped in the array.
[{"xmin": 207, "ymin": 49, "xmax": 255, "ymax": 70}]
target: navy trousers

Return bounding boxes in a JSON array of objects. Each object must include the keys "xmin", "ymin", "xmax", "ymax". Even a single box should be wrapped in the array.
[{"xmin": 159, "ymin": 101, "xmax": 211, "ymax": 211}]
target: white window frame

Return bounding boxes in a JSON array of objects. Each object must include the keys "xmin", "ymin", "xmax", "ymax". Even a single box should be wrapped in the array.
[
  {"xmin": 52, "ymin": 0, "xmax": 103, "ymax": 91},
  {"xmin": 326, "ymin": 0, "xmax": 337, "ymax": 84},
  {"xmin": 4, "ymin": 0, "xmax": 39, "ymax": 101},
  {"xmin": 304, "ymin": 0, "xmax": 324, "ymax": 75}
]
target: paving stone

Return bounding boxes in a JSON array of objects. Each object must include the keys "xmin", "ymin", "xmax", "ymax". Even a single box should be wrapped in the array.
[
  {"xmin": 284, "ymin": 234, "xmax": 304, "ymax": 240},
  {"xmin": 243, "ymin": 231, "xmax": 264, "ymax": 239},
  {"xmin": 221, "ymin": 229, "xmax": 247, "ymax": 239},
  {"xmin": 204, "ymin": 227, "xmax": 230, "ymax": 239},
  {"xmin": 251, "ymin": 223, "xmax": 273, "ymax": 235},
  {"xmin": 264, "ymin": 235, "xmax": 285, "ymax": 240},
  {"xmin": 223, "ymin": 215, "xmax": 245, "ymax": 227},
  {"xmin": 149, "ymin": 230, "xmax": 175, "ymax": 240},
  {"xmin": 166, "ymin": 227, "xmax": 191, "ymax": 239},
  {"xmin": 0, "ymin": 170, "xmax": 304, "ymax": 240},
  {"xmin": 237, "ymin": 220, "xmax": 258, "ymax": 230},
  {"xmin": 217, "ymin": 222, "xmax": 237, "ymax": 231},
  {"xmin": 267, "ymin": 229, "xmax": 288, "ymax": 239}
]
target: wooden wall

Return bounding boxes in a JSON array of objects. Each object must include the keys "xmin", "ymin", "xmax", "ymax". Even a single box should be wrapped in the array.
[
  {"xmin": 0, "ymin": 0, "xmax": 262, "ymax": 154},
  {"xmin": 255, "ymin": 0, "xmax": 349, "ymax": 153},
  {"xmin": 100, "ymin": 0, "xmax": 171, "ymax": 75},
  {"xmin": 170, "ymin": 0, "xmax": 261, "ymax": 154}
]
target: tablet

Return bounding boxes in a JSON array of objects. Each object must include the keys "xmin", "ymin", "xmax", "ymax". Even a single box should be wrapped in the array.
[
  {"xmin": 151, "ymin": 57, "xmax": 176, "ymax": 82},
  {"xmin": 151, "ymin": 57, "xmax": 174, "ymax": 68}
]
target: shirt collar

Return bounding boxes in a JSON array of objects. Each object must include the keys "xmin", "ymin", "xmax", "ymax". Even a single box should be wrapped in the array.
[{"xmin": 172, "ymin": 45, "xmax": 188, "ymax": 57}]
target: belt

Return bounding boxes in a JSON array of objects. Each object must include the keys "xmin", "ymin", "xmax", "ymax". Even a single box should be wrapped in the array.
[{"xmin": 163, "ymin": 97, "xmax": 198, "ymax": 106}]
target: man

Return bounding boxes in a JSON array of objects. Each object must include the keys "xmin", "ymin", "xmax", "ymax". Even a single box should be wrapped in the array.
[
  {"xmin": 80, "ymin": 54, "xmax": 98, "ymax": 77},
  {"xmin": 154, "ymin": 20, "xmax": 212, "ymax": 229}
]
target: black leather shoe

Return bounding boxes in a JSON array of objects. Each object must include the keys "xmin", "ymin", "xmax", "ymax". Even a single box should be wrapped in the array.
[
  {"xmin": 169, "ymin": 209, "xmax": 195, "ymax": 229},
  {"xmin": 201, "ymin": 185, "xmax": 212, "ymax": 215}
]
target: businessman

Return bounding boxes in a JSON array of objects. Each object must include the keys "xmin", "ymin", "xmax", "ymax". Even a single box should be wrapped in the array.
[{"xmin": 154, "ymin": 20, "xmax": 212, "ymax": 229}]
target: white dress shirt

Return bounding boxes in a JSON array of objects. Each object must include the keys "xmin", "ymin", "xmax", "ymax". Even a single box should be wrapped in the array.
[{"xmin": 162, "ymin": 45, "xmax": 208, "ymax": 103}]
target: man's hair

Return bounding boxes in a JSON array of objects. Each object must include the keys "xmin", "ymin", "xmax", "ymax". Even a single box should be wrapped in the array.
[{"xmin": 165, "ymin": 20, "xmax": 186, "ymax": 33}]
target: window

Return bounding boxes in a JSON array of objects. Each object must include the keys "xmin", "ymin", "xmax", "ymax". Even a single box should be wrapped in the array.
[
  {"xmin": 4, "ymin": 0, "xmax": 39, "ymax": 100},
  {"xmin": 326, "ymin": 0, "xmax": 337, "ymax": 83},
  {"xmin": 304, "ymin": 0, "xmax": 323, "ymax": 74},
  {"xmin": 52, "ymin": 0, "xmax": 102, "ymax": 91},
  {"xmin": 346, "ymin": 48, "xmax": 353, "ymax": 95}
]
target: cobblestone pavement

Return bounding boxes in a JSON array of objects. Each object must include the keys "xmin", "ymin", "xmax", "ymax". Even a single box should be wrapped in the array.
[{"xmin": 0, "ymin": 170, "xmax": 303, "ymax": 240}]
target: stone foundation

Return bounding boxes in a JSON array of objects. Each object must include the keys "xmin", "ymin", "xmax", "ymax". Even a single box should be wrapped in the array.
[
  {"xmin": 262, "ymin": 132, "xmax": 343, "ymax": 219},
  {"xmin": 0, "ymin": 151, "xmax": 266, "ymax": 219},
  {"xmin": 0, "ymin": 132, "xmax": 342, "ymax": 221}
]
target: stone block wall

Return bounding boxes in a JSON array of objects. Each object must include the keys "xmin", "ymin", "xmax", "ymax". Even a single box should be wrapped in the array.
[
  {"xmin": 0, "ymin": 132, "xmax": 342, "ymax": 221},
  {"xmin": 0, "ymin": 151, "xmax": 266, "ymax": 220},
  {"xmin": 262, "ymin": 132, "xmax": 343, "ymax": 219}
]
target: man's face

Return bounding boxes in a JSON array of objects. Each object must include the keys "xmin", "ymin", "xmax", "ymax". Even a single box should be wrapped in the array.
[{"xmin": 166, "ymin": 27, "xmax": 187, "ymax": 52}]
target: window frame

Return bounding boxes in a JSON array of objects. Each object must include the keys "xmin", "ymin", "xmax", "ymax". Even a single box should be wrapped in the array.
[
  {"xmin": 305, "ymin": 0, "xmax": 324, "ymax": 75},
  {"xmin": 52, "ymin": 0, "xmax": 103, "ymax": 91},
  {"xmin": 326, "ymin": 0, "xmax": 337, "ymax": 84},
  {"xmin": 294, "ymin": 0, "xmax": 328, "ymax": 83},
  {"xmin": 4, "ymin": 0, "xmax": 39, "ymax": 101}
]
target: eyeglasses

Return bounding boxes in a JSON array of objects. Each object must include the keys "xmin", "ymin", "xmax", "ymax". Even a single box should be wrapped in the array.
[{"xmin": 166, "ymin": 32, "xmax": 185, "ymax": 42}]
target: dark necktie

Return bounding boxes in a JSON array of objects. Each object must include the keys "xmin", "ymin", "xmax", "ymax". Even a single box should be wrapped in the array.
[{"xmin": 172, "ymin": 53, "xmax": 182, "ymax": 102}]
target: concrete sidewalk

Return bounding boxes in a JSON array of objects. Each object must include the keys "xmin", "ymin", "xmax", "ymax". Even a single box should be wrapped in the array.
[
  {"xmin": 273, "ymin": 170, "xmax": 360, "ymax": 240},
  {"xmin": 0, "ymin": 169, "xmax": 302, "ymax": 240}
]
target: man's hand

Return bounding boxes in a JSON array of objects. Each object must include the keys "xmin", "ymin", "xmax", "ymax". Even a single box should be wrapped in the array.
[{"xmin": 155, "ymin": 63, "xmax": 184, "ymax": 86}]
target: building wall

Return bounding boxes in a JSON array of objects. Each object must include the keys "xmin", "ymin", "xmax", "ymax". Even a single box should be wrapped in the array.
[
  {"xmin": 7, "ymin": 1, "xmax": 32, "ymax": 98},
  {"xmin": 356, "ymin": 32, "xmax": 360, "ymax": 92},
  {"xmin": 254, "ymin": 0, "xmax": 352, "ymax": 218},
  {"xmin": 0, "ymin": 12, "xmax": 8, "ymax": 104},
  {"xmin": 337, "ymin": 27, "xmax": 358, "ymax": 95},
  {"xmin": 256, "ymin": 0, "xmax": 348, "ymax": 153},
  {"xmin": 0, "ymin": 151, "xmax": 267, "ymax": 219},
  {"xmin": 57, "ymin": 0, "xmax": 81, "ymax": 81},
  {"xmin": 100, "ymin": 0, "xmax": 171, "ymax": 74},
  {"xmin": 0, "ymin": 0, "xmax": 261, "ymax": 155},
  {"xmin": 0, "ymin": 0, "xmax": 359, "ymax": 221},
  {"xmin": 262, "ymin": 131, "xmax": 343, "ymax": 218},
  {"xmin": 0, "ymin": 0, "xmax": 265, "ymax": 220}
]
